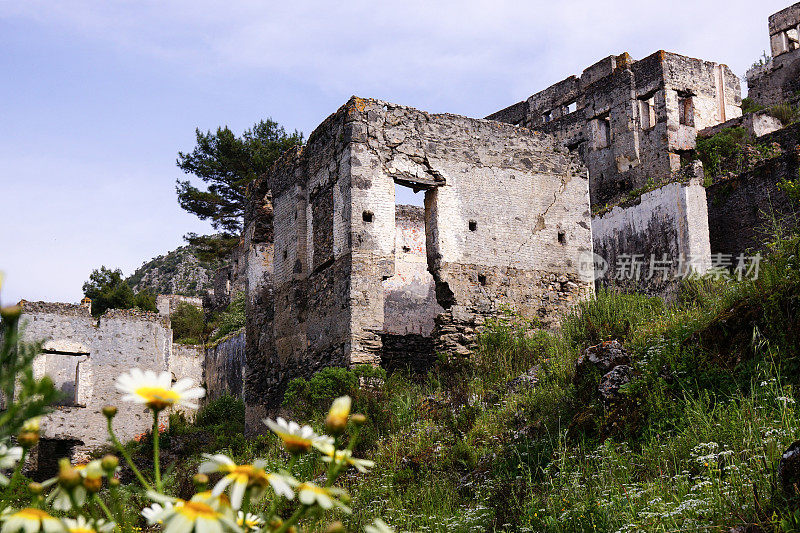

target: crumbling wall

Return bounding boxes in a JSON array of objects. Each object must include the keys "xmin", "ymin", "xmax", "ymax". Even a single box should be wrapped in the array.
[
  {"xmin": 156, "ymin": 294, "xmax": 202, "ymax": 317},
  {"xmin": 747, "ymin": 3, "xmax": 800, "ymax": 107},
  {"xmin": 707, "ymin": 124, "xmax": 800, "ymax": 257},
  {"xmin": 591, "ymin": 170, "xmax": 712, "ymax": 295},
  {"xmin": 487, "ymin": 51, "xmax": 741, "ymax": 208},
  {"xmin": 19, "ymin": 303, "xmax": 173, "ymax": 466},
  {"xmin": 170, "ymin": 343, "xmax": 203, "ymax": 406},
  {"xmin": 244, "ymin": 96, "xmax": 593, "ymax": 415},
  {"xmin": 203, "ymin": 329, "xmax": 246, "ymax": 401}
]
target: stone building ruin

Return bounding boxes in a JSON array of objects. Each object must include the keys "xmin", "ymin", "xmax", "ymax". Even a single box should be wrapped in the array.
[
  {"xmin": 240, "ymin": 97, "xmax": 594, "ymax": 424},
  {"xmin": 487, "ymin": 51, "xmax": 742, "ymax": 208},
  {"xmin": 16, "ymin": 300, "xmax": 203, "ymax": 476},
  {"xmin": 747, "ymin": 2, "xmax": 800, "ymax": 107}
]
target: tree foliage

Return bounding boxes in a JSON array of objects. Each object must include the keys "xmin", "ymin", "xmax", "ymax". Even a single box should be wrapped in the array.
[
  {"xmin": 82, "ymin": 266, "xmax": 157, "ymax": 316},
  {"xmin": 176, "ymin": 119, "xmax": 302, "ymax": 259}
]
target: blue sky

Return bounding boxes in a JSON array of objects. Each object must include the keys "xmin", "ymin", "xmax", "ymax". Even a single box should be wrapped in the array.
[{"xmin": 0, "ymin": 0, "xmax": 788, "ymax": 305}]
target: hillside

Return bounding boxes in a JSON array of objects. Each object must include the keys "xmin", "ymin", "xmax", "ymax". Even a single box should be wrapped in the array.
[{"xmin": 126, "ymin": 241, "xmax": 225, "ymax": 297}]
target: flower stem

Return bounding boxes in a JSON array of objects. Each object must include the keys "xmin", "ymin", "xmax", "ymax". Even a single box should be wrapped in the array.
[
  {"xmin": 94, "ymin": 493, "xmax": 115, "ymax": 523},
  {"xmin": 106, "ymin": 418, "xmax": 151, "ymax": 491},
  {"xmin": 152, "ymin": 411, "xmax": 162, "ymax": 492}
]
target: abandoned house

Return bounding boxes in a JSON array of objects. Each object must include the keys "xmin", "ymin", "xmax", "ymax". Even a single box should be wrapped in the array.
[
  {"xmin": 487, "ymin": 51, "xmax": 742, "ymax": 207},
  {"xmin": 16, "ymin": 299, "xmax": 202, "ymax": 476},
  {"xmin": 747, "ymin": 2, "xmax": 800, "ymax": 107},
  {"xmin": 239, "ymin": 96, "xmax": 594, "ymax": 425}
]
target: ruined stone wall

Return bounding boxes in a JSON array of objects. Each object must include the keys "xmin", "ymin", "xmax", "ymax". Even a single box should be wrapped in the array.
[
  {"xmin": 487, "ymin": 51, "xmax": 741, "ymax": 208},
  {"xmin": 170, "ymin": 343, "xmax": 203, "ymax": 407},
  {"xmin": 382, "ymin": 205, "xmax": 442, "ymax": 337},
  {"xmin": 19, "ymin": 303, "xmax": 173, "ymax": 465},
  {"xmin": 203, "ymin": 329, "xmax": 246, "ymax": 401},
  {"xmin": 591, "ymin": 173, "xmax": 712, "ymax": 295},
  {"xmin": 244, "ymin": 96, "xmax": 593, "ymax": 415},
  {"xmin": 747, "ymin": 3, "xmax": 800, "ymax": 107},
  {"xmin": 156, "ymin": 294, "xmax": 203, "ymax": 317},
  {"xmin": 707, "ymin": 124, "xmax": 800, "ymax": 257}
]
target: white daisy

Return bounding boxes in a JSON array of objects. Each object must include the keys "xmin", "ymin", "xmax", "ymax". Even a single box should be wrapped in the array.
[
  {"xmin": 0, "ymin": 508, "xmax": 64, "ymax": 533},
  {"xmin": 61, "ymin": 516, "xmax": 114, "ymax": 533},
  {"xmin": 320, "ymin": 449, "xmax": 375, "ymax": 473},
  {"xmin": 141, "ymin": 502, "xmax": 173, "ymax": 525},
  {"xmin": 116, "ymin": 369, "xmax": 205, "ymax": 411},
  {"xmin": 295, "ymin": 482, "xmax": 350, "ymax": 513},
  {"xmin": 235, "ymin": 512, "xmax": 263, "ymax": 532},
  {"xmin": 0, "ymin": 442, "xmax": 23, "ymax": 486},
  {"xmin": 199, "ymin": 454, "xmax": 295, "ymax": 509},
  {"xmin": 263, "ymin": 418, "xmax": 333, "ymax": 455},
  {"xmin": 147, "ymin": 492, "xmax": 240, "ymax": 533}
]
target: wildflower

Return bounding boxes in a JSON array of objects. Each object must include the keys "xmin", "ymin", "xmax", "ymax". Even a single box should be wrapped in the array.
[
  {"xmin": 142, "ymin": 502, "xmax": 174, "ymax": 525},
  {"xmin": 0, "ymin": 442, "xmax": 23, "ymax": 486},
  {"xmin": 116, "ymin": 369, "xmax": 205, "ymax": 411},
  {"xmin": 18, "ymin": 418, "xmax": 41, "ymax": 448},
  {"xmin": 325, "ymin": 396, "xmax": 351, "ymax": 434},
  {"xmin": 263, "ymin": 417, "xmax": 332, "ymax": 455},
  {"xmin": 146, "ymin": 493, "xmax": 240, "ymax": 533},
  {"xmin": 296, "ymin": 482, "xmax": 350, "ymax": 512},
  {"xmin": 62, "ymin": 516, "xmax": 114, "ymax": 533},
  {"xmin": 0, "ymin": 508, "xmax": 64, "ymax": 533},
  {"xmin": 199, "ymin": 454, "xmax": 294, "ymax": 508},
  {"xmin": 364, "ymin": 519, "xmax": 394, "ymax": 533},
  {"xmin": 320, "ymin": 449, "xmax": 375, "ymax": 473},
  {"xmin": 236, "ymin": 512, "xmax": 263, "ymax": 532}
]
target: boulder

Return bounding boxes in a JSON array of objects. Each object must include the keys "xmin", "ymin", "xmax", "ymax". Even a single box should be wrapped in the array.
[
  {"xmin": 575, "ymin": 340, "xmax": 631, "ymax": 378},
  {"xmin": 508, "ymin": 365, "xmax": 540, "ymax": 392},
  {"xmin": 779, "ymin": 440, "xmax": 800, "ymax": 493},
  {"xmin": 598, "ymin": 365, "xmax": 633, "ymax": 403}
]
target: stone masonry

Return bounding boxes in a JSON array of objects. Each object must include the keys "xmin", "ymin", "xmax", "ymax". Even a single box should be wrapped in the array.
[
  {"xmin": 747, "ymin": 2, "xmax": 800, "ymax": 108},
  {"xmin": 17, "ymin": 300, "xmax": 202, "ymax": 475},
  {"xmin": 488, "ymin": 51, "xmax": 741, "ymax": 208},
  {"xmin": 242, "ymin": 96, "xmax": 594, "ymax": 423}
]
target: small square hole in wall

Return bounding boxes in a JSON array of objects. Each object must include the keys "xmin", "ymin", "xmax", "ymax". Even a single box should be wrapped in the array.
[
  {"xmin": 283, "ymin": 249, "xmax": 288, "ymax": 260},
  {"xmin": 468, "ymin": 220, "xmax": 477, "ymax": 232},
  {"xmin": 558, "ymin": 231, "xmax": 566, "ymax": 245},
  {"xmin": 362, "ymin": 211, "xmax": 374, "ymax": 223},
  {"xmin": 402, "ymin": 245, "xmax": 411, "ymax": 253},
  {"xmin": 478, "ymin": 274, "xmax": 487, "ymax": 286}
]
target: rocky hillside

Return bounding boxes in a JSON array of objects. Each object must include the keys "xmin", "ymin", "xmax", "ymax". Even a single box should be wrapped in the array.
[{"xmin": 126, "ymin": 242, "xmax": 225, "ymax": 297}]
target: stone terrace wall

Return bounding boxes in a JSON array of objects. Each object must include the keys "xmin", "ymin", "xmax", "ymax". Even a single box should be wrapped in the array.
[{"xmin": 591, "ymin": 174, "xmax": 712, "ymax": 295}]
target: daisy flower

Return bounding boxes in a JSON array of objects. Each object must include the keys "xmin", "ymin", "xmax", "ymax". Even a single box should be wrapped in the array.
[
  {"xmin": 365, "ymin": 519, "xmax": 394, "ymax": 533},
  {"xmin": 325, "ymin": 396, "xmax": 351, "ymax": 434},
  {"xmin": 0, "ymin": 508, "xmax": 64, "ymax": 533},
  {"xmin": 0, "ymin": 442, "xmax": 23, "ymax": 486},
  {"xmin": 320, "ymin": 449, "xmax": 375, "ymax": 473},
  {"xmin": 235, "ymin": 512, "xmax": 263, "ymax": 532},
  {"xmin": 262, "ymin": 418, "xmax": 333, "ymax": 454},
  {"xmin": 116, "ymin": 369, "xmax": 205, "ymax": 411},
  {"xmin": 141, "ymin": 502, "xmax": 173, "ymax": 525},
  {"xmin": 295, "ymin": 482, "xmax": 350, "ymax": 513},
  {"xmin": 61, "ymin": 516, "xmax": 114, "ymax": 533},
  {"xmin": 147, "ymin": 493, "xmax": 240, "ymax": 533},
  {"xmin": 199, "ymin": 455, "xmax": 294, "ymax": 509}
]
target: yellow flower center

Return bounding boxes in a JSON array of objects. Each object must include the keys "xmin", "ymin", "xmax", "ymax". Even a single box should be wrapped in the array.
[
  {"xmin": 135, "ymin": 386, "xmax": 179, "ymax": 410},
  {"xmin": 16, "ymin": 508, "xmax": 52, "ymax": 521},
  {"xmin": 278, "ymin": 434, "xmax": 312, "ymax": 454},
  {"xmin": 175, "ymin": 501, "xmax": 219, "ymax": 521},
  {"xmin": 69, "ymin": 527, "xmax": 95, "ymax": 533}
]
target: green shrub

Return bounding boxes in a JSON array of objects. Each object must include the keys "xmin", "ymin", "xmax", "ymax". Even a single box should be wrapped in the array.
[
  {"xmin": 741, "ymin": 97, "xmax": 763, "ymax": 114},
  {"xmin": 284, "ymin": 366, "xmax": 359, "ymax": 412},
  {"xmin": 695, "ymin": 126, "xmax": 750, "ymax": 178},
  {"xmin": 560, "ymin": 288, "xmax": 664, "ymax": 349},
  {"xmin": 171, "ymin": 302, "xmax": 205, "ymax": 344},
  {"xmin": 769, "ymin": 102, "xmax": 799, "ymax": 125},
  {"xmin": 211, "ymin": 291, "xmax": 245, "ymax": 340},
  {"xmin": 194, "ymin": 394, "xmax": 245, "ymax": 428}
]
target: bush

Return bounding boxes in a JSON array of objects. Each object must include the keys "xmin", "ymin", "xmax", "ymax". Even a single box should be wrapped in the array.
[
  {"xmin": 284, "ymin": 366, "xmax": 359, "ymax": 413},
  {"xmin": 695, "ymin": 126, "xmax": 750, "ymax": 178},
  {"xmin": 171, "ymin": 302, "xmax": 205, "ymax": 344},
  {"xmin": 769, "ymin": 102, "xmax": 799, "ymax": 125},
  {"xmin": 741, "ymin": 97, "xmax": 764, "ymax": 114},
  {"xmin": 560, "ymin": 288, "xmax": 664, "ymax": 349},
  {"xmin": 194, "ymin": 394, "xmax": 245, "ymax": 428},
  {"xmin": 210, "ymin": 291, "xmax": 245, "ymax": 341}
]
